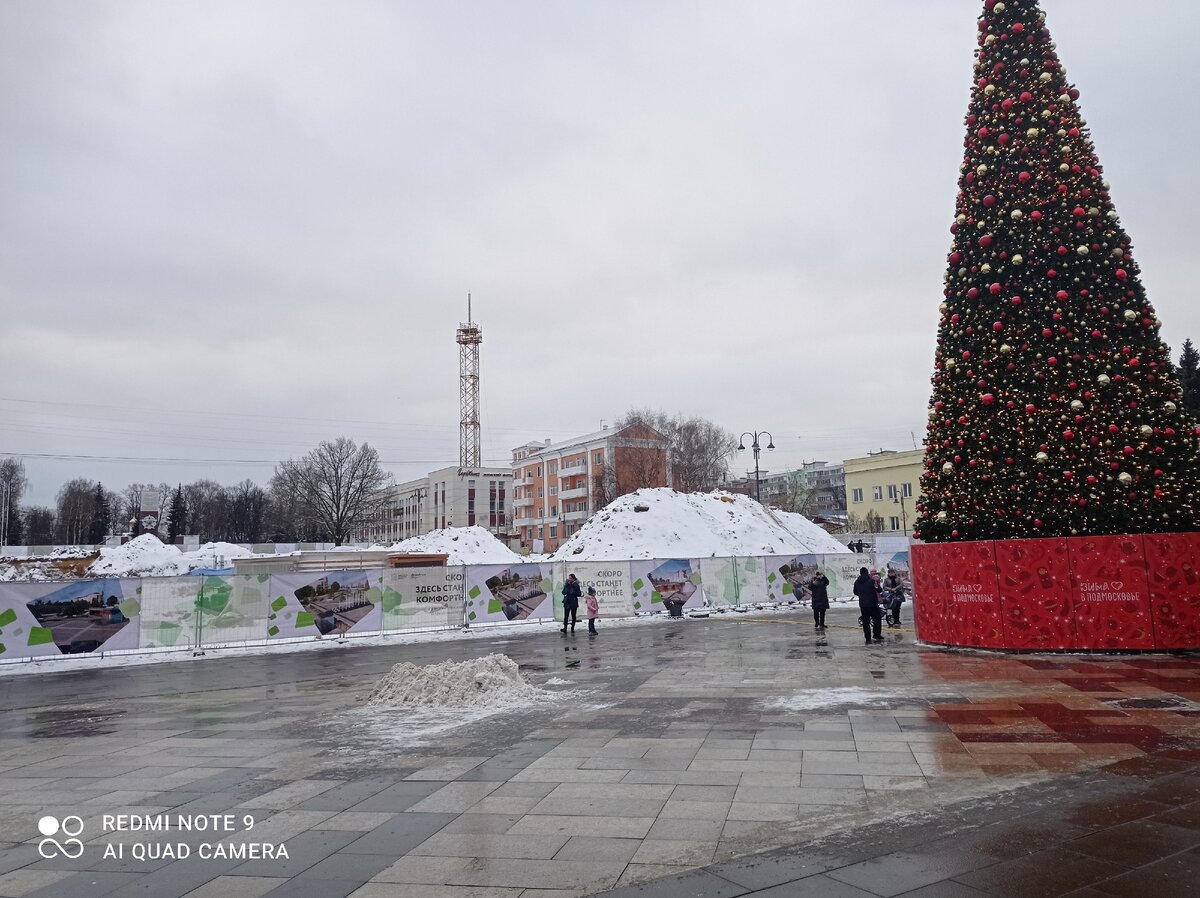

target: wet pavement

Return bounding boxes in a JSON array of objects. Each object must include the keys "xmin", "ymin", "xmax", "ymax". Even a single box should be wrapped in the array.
[{"xmin": 0, "ymin": 605, "xmax": 1197, "ymax": 897}]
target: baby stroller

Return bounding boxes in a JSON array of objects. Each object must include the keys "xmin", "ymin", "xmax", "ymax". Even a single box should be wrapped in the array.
[
  {"xmin": 858, "ymin": 590, "xmax": 901, "ymax": 628},
  {"xmin": 881, "ymin": 587, "xmax": 902, "ymax": 628}
]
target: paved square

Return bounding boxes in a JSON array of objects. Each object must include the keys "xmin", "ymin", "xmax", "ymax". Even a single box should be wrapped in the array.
[{"xmin": 1, "ymin": 607, "xmax": 1197, "ymax": 897}]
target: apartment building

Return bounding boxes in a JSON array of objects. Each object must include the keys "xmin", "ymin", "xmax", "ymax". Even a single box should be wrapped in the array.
[
  {"xmin": 360, "ymin": 465, "xmax": 512, "ymax": 544},
  {"xmin": 511, "ymin": 422, "xmax": 670, "ymax": 553},
  {"xmin": 729, "ymin": 461, "xmax": 847, "ymax": 519},
  {"xmin": 842, "ymin": 449, "xmax": 923, "ymax": 534}
]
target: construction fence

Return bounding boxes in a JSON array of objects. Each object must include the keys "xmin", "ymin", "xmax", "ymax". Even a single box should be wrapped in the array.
[{"xmin": 0, "ymin": 550, "xmax": 907, "ymax": 664}]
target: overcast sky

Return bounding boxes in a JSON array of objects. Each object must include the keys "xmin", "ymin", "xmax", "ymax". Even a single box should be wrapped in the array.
[{"xmin": 2, "ymin": 0, "xmax": 1198, "ymax": 507}]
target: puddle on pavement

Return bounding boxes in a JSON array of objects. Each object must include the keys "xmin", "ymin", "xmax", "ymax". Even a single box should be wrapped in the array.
[{"xmin": 27, "ymin": 706, "xmax": 126, "ymax": 738}]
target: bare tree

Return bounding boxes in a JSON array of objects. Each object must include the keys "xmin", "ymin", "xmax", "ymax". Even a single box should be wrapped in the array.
[
  {"xmin": 595, "ymin": 445, "xmax": 669, "ymax": 508},
  {"xmin": 617, "ymin": 409, "xmax": 737, "ymax": 491},
  {"xmin": 0, "ymin": 458, "xmax": 28, "ymax": 545},
  {"xmin": 184, "ymin": 479, "xmax": 231, "ymax": 542},
  {"xmin": 22, "ymin": 506, "xmax": 55, "ymax": 545},
  {"xmin": 55, "ymin": 478, "xmax": 98, "ymax": 544},
  {"xmin": 272, "ymin": 438, "xmax": 392, "ymax": 545},
  {"xmin": 228, "ymin": 479, "xmax": 269, "ymax": 543}
]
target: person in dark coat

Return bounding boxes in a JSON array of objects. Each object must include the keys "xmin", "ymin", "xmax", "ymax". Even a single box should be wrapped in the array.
[
  {"xmin": 854, "ymin": 567, "xmax": 883, "ymax": 644},
  {"xmin": 561, "ymin": 573, "xmax": 582, "ymax": 634},
  {"xmin": 809, "ymin": 571, "xmax": 830, "ymax": 630},
  {"xmin": 882, "ymin": 570, "xmax": 906, "ymax": 626}
]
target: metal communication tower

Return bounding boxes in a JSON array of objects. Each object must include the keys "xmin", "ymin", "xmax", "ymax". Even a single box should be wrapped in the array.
[{"xmin": 456, "ymin": 294, "xmax": 482, "ymax": 474}]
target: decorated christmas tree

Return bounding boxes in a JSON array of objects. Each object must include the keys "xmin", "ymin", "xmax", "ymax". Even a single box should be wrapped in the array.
[{"xmin": 914, "ymin": 0, "xmax": 1200, "ymax": 543}]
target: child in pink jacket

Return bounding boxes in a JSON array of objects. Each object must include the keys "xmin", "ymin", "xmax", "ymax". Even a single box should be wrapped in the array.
[{"xmin": 585, "ymin": 587, "xmax": 599, "ymax": 635}]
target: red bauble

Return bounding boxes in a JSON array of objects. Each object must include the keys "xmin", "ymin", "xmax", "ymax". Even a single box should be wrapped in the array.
[
  {"xmin": 979, "ymin": 235, "xmax": 994, "ymax": 248},
  {"xmin": 989, "ymin": 283, "xmax": 1002, "ymax": 295},
  {"xmin": 983, "ymin": 195, "xmax": 997, "ymax": 207},
  {"xmin": 982, "ymin": 393, "xmax": 995, "ymax": 405}
]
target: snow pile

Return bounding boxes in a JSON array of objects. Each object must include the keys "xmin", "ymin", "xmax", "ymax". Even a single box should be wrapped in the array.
[
  {"xmin": 87, "ymin": 535, "xmax": 188, "ymax": 577},
  {"xmin": 365, "ymin": 653, "xmax": 552, "ymax": 708},
  {"xmin": 87, "ymin": 536, "xmax": 259, "ymax": 578},
  {"xmin": 390, "ymin": 526, "xmax": 522, "ymax": 565},
  {"xmin": 552, "ymin": 488, "xmax": 850, "ymax": 561}
]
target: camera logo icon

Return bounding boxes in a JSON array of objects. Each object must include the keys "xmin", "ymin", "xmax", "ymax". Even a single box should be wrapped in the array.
[{"xmin": 37, "ymin": 815, "xmax": 84, "ymax": 859}]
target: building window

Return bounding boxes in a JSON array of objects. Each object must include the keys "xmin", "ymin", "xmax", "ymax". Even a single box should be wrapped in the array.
[
  {"xmin": 551, "ymin": 506, "xmax": 557, "ymax": 517},
  {"xmin": 549, "ymin": 525, "xmax": 557, "ymax": 538},
  {"xmin": 537, "ymin": 466, "xmax": 542, "ymax": 476},
  {"xmin": 852, "ymin": 488, "xmax": 863, "ymax": 503},
  {"xmin": 873, "ymin": 486, "xmax": 883, "ymax": 501},
  {"xmin": 537, "ymin": 526, "xmax": 543, "ymax": 539},
  {"xmin": 887, "ymin": 484, "xmax": 897, "ymax": 499},
  {"xmin": 537, "ymin": 487, "xmax": 543, "ymax": 497},
  {"xmin": 593, "ymin": 451, "xmax": 604, "ymax": 465},
  {"xmin": 889, "ymin": 516, "xmax": 901, "ymax": 531},
  {"xmin": 549, "ymin": 461, "xmax": 556, "ymax": 474},
  {"xmin": 902, "ymin": 482, "xmax": 913, "ymax": 498},
  {"xmin": 550, "ymin": 486, "xmax": 558, "ymax": 495}
]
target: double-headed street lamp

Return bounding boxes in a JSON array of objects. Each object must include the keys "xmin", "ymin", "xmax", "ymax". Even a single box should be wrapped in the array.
[{"xmin": 738, "ymin": 431, "xmax": 774, "ymax": 503}]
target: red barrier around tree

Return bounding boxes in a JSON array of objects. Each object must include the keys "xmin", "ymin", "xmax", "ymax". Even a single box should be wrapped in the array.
[
  {"xmin": 1067, "ymin": 535, "xmax": 1154, "ymax": 651},
  {"xmin": 1144, "ymin": 532, "xmax": 1200, "ymax": 649},
  {"xmin": 944, "ymin": 541, "xmax": 1004, "ymax": 648},
  {"xmin": 911, "ymin": 543, "xmax": 950, "ymax": 644},
  {"xmin": 912, "ymin": 532, "xmax": 1200, "ymax": 651},
  {"xmin": 994, "ymin": 538, "xmax": 1075, "ymax": 651}
]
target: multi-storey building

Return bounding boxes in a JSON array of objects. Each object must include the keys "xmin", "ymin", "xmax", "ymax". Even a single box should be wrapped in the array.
[
  {"xmin": 727, "ymin": 461, "xmax": 846, "ymax": 520},
  {"xmin": 360, "ymin": 465, "xmax": 512, "ymax": 544},
  {"xmin": 511, "ymin": 422, "xmax": 670, "ymax": 553},
  {"xmin": 842, "ymin": 449, "xmax": 923, "ymax": 534}
]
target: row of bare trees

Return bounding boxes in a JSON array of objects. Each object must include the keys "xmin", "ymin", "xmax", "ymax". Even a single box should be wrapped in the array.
[{"xmin": 3, "ymin": 438, "xmax": 392, "ymax": 547}]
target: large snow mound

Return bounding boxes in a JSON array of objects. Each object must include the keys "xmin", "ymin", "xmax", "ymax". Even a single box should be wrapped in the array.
[
  {"xmin": 552, "ymin": 488, "xmax": 850, "ymax": 561},
  {"xmin": 365, "ymin": 653, "xmax": 551, "ymax": 708},
  {"xmin": 87, "ymin": 535, "xmax": 258, "ymax": 578},
  {"xmin": 390, "ymin": 526, "xmax": 522, "ymax": 565}
]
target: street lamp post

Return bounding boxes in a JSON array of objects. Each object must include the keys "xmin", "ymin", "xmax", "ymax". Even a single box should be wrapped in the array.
[
  {"xmin": 738, "ymin": 431, "xmax": 775, "ymax": 503},
  {"xmin": 893, "ymin": 490, "xmax": 908, "ymax": 535}
]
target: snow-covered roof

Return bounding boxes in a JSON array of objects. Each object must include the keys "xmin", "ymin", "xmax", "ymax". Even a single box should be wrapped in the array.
[
  {"xmin": 516, "ymin": 422, "xmax": 667, "ymax": 457},
  {"xmin": 551, "ymin": 488, "xmax": 851, "ymax": 561}
]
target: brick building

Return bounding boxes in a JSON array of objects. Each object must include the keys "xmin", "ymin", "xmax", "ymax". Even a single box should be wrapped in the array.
[{"xmin": 511, "ymin": 422, "xmax": 670, "ymax": 553}]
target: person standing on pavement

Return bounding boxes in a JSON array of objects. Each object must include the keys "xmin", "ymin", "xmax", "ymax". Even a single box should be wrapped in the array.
[
  {"xmin": 585, "ymin": 586, "xmax": 600, "ymax": 635},
  {"xmin": 561, "ymin": 573, "xmax": 581, "ymax": 634},
  {"xmin": 809, "ymin": 571, "xmax": 830, "ymax": 631},
  {"xmin": 854, "ymin": 567, "xmax": 883, "ymax": 644}
]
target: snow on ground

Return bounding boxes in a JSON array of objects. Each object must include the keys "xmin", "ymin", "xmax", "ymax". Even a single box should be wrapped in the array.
[
  {"xmin": 552, "ymin": 488, "xmax": 850, "ymax": 560},
  {"xmin": 389, "ymin": 525, "xmax": 523, "ymax": 565},
  {"xmin": 87, "ymin": 535, "xmax": 259, "ymax": 578},
  {"xmin": 366, "ymin": 653, "xmax": 554, "ymax": 708}
]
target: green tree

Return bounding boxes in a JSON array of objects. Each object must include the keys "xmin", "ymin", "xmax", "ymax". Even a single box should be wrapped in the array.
[
  {"xmin": 166, "ymin": 483, "xmax": 188, "ymax": 544},
  {"xmin": 87, "ymin": 482, "xmax": 111, "ymax": 544},
  {"xmin": 1179, "ymin": 339, "xmax": 1200, "ymax": 417},
  {"xmin": 915, "ymin": 0, "xmax": 1200, "ymax": 542}
]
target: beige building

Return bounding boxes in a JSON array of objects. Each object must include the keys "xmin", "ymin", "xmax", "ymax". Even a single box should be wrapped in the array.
[
  {"xmin": 358, "ymin": 465, "xmax": 513, "ymax": 544},
  {"xmin": 842, "ymin": 449, "xmax": 924, "ymax": 534}
]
